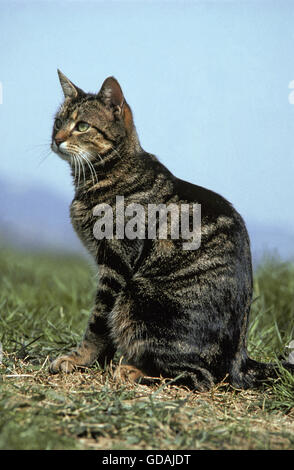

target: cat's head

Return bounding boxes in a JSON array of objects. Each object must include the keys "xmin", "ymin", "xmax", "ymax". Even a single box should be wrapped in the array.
[{"xmin": 51, "ymin": 70, "xmax": 137, "ymax": 165}]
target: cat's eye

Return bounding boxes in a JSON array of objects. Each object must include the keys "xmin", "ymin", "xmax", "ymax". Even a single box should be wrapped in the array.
[
  {"xmin": 76, "ymin": 121, "xmax": 90, "ymax": 132},
  {"xmin": 54, "ymin": 118, "xmax": 62, "ymax": 130}
]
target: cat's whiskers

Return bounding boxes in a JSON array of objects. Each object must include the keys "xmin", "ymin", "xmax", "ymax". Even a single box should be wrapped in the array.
[
  {"xmin": 74, "ymin": 153, "xmax": 81, "ymax": 188},
  {"xmin": 36, "ymin": 148, "xmax": 53, "ymax": 167},
  {"xmin": 76, "ymin": 154, "xmax": 84, "ymax": 187},
  {"xmin": 96, "ymin": 152, "xmax": 104, "ymax": 163},
  {"xmin": 75, "ymin": 153, "xmax": 87, "ymax": 187},
  {"xmin": 84, "ymin": 152, "xmax": 99, "ymax": 186},
  {"xmin": 71, "ymin": 155, "xmax": 78, "ymax": 185},
  {"xmin": 26, "ymin": 141, "xmax": 52, "ymax": 153},
  {"xmin": 29, "ymin": 141, "xmax": 54, "ymax": 168},
  {"xmin": 110, "ymin": 145, "xmax": 123, "ymax": 162},
  {"xmin": 78, "ymin": 153, "xmax": 87, "ymax": 185},
  {"xmin": 77, "ymin": 151, "xmax": 99, "ymax": 187}
]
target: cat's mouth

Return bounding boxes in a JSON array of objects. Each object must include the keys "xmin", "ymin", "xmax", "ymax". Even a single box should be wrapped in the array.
[{"xmin": 51, "ymin": 141, "xmax": 71, "ymax": 161}]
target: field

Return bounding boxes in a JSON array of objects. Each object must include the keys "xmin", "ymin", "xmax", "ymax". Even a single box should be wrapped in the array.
[{"xmin": 0, "ymin": 245, "xmax": 294, "ymax": 450}]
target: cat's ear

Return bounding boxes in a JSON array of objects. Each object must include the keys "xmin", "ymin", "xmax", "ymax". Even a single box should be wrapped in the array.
[
  {"xmin": 57, "ymin": 70, "xmax": 84, "ymax": 100},
  {"xmin": 98, "ymin": 77, "xmax": 124, "ymax": 118}
]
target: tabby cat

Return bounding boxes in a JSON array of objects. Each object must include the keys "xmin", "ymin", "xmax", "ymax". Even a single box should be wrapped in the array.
[{"xmin": 49, "ymin": 70, "xmax": 294, "ymax": 390}]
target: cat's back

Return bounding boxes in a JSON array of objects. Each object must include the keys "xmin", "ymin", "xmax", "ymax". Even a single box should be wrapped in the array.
[
  {"xmin": 174, "ymin": 176, "xmax": 250, "ymax": 260},
  {"xmin": 132, "ymin": 154, "xmax": 252, "ymax": 286},
  {"xmin": 140, "ymin": 152, "xmax": 245, "ymax": 228},
  {"xmin": 174, "ymin": 177, "xmax": 234, "ymax": 220}
]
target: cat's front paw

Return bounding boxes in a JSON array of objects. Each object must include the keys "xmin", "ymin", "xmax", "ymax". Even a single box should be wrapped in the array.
[
  {"xmin": 49, "ymin": 341, "xmax": 100, "ymax": 374},
  {"xmin": 113, "ymin": 364, "xmax": 162, "ymax": 386},
  {"xmin": 49, "ymin": 355, "xmax": 78, "ymax": 374},
  {"xmin": 113, "ymin": 364, "xmax": 145, "ymax": 383}
]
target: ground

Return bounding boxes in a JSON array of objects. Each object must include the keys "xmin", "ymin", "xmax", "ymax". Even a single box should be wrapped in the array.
[{"xmin": 0, "ymin": 245, "xmax": 294, "ymax": 450}]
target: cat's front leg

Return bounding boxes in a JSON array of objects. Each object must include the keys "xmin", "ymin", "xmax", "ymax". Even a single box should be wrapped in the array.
[
  {"xmin": 49, "ymin": 293, "xmax": 116, "ymax": 374},
  {"xmin": 49, "ymin": 241, "xmax": 135, "ymax": 374}
]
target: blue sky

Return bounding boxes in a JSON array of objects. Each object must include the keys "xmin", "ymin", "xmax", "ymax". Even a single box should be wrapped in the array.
[{"xmin": 1, "ymin": 0, "xmax": 294, "ymax": 253}]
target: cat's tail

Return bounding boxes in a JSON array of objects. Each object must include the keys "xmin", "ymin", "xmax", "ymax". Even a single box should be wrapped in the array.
[{"xmin": 229, "ymin": 355, "xmax": 294, "ymax": 389}]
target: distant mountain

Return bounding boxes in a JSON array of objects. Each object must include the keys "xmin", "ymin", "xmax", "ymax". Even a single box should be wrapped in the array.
[
  {"xmin": 0, "ymin": 179, "xmax": 85, "ymax": 254},
  {"xmin": 246, "ymin": 221, "xmax": 294, "ymax": 266},
  {"xmin": 0, "ymin": 179, "xmax": 293, "ymax": 265}
]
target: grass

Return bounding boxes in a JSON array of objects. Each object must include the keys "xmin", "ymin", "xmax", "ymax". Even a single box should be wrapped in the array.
[{"xmin": 0, "ymin": 245, "xmax": 294, "ymax": 450}]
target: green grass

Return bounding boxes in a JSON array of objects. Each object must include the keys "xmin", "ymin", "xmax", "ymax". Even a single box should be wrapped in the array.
[{"xmin": 0, "ymin": 245, "xmax": 294, "ymax": 450}]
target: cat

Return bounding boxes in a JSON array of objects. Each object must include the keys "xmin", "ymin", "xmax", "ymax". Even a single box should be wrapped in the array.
[{"xmin": 49, "ymin": 70, "xmax": 294, "ymax": 390}]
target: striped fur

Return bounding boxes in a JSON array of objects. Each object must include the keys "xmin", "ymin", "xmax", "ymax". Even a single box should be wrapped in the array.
[{"xmin": 49, "ymin": 72, "xmax": 294, "ymax": 389}]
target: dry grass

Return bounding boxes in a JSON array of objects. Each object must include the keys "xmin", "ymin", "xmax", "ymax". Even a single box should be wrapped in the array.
[{"xmin": 1, "ymin": 355, "xmax": 294, "ymax": 450}]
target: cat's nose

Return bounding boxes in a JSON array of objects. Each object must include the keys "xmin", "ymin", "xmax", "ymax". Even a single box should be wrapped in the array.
[
  {"xmin": 55, "ymin": 136, "xmax": 66, "ymax": 146},
  {"xmin": 55, "ymin": 130, "xmax": 67, "ymax": 146}
]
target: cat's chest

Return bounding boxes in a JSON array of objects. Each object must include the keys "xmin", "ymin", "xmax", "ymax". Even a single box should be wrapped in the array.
[
  {"xmin": 70, "ymin": 197, "xmax": 145, "ymax": 268},
  {"xmin": 70, "ymin": 198, "xmax": 98, "ymax": 254}
]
